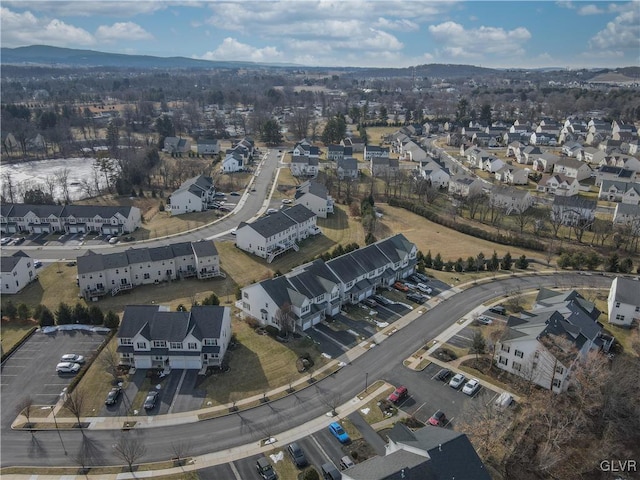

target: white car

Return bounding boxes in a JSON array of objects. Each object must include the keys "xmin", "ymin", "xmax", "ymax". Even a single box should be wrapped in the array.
[
  {"xmin": 266, "ymin": 208, "xmax": 278, "ymax": 215},
  {"xmin": 230, "ymin": 228, "xmax": 237, "ymax": 236},
  {"xmin": 417, "ymin": 283, "xmax": 433, "ymax": 294},
  {"xmin": 449, "ymin": 373, "xmax": 466, "ymax": 389},
  {"xmin": 462, "ymin": 378, "xmax": 481, "ymax": 396},
  {"xmin": 56, "ymin": 362, "xmax": 81, "ymax": 374},
  {"xmin": 281, "ymin": 199, "xmax": 292, "ymax": 204},
  {"xmin": 108, "ymin": 236, "xmax": 119, "ymax": 244},
  {"xmin": 61, "ymin": 353, "xmax": 85, "ymax": 364}
]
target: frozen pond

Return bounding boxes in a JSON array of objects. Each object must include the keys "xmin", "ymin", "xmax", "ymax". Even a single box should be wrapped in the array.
[{"xmin": 2, "ymin": 157, "xmax": 112, "ymax": 202}]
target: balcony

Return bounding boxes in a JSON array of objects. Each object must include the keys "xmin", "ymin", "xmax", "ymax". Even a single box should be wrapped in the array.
[
  {"xmin": 112, "ymin": 283, "xmax": 133, "ymax": 296},
  {"xmin": 267, "ymin": 242, "xmax": 299, "ymax": 263},
  {"xmin": 198, "ymin": 269, "xmax": 226, "ymax": 280}
]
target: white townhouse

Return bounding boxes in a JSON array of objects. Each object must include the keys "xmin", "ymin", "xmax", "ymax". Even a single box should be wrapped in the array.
[
  {"xmin": 370, "ymin": 157, "xmax": 399, "ymax": 177},
  {"xmin": 191, "ymin": 138, "xmax": 219, "ymax": 156},
  {"xmin": 163, "ymin": 136, "xmax": 191, "ymax": 154},
  {"xmin": 336, "ymin": 157, "xmax": 359, "ymax": 179},
  {"xmin": 580, "ymin": 147, "xmax": 606, "ymax": 164},
  {"xmin": 551, "ymin": 196, "xmax": 596, "ymax": 226},
  {"xmin": 400, "ymin": 140, "xmax": 429, "ymax": 163},
  {"xmin": 77, "ymin": 240, "xmax": 222, "ymax": 299},
  {"xmin": 168, "ymin": 175, "xmax": 217, "ymax": 216},
  {"xmin": 292, "ymin": 140, "xmax": 320, "ymax": 159},
  {"xmin": 553, "ymin": 157, "xmax": 592, "ymax": 181},
  {"xmin": 222, "ymin": 151, "xmax": 244, "ymax": 173},
  {"xmin": 448, "ymin": 174, "xmax": 484, "ymax": 198},
  {"xmin": 341, "ymin": 136, "xmax": 365, "ymax": 153},
  {"xmin": 495, "ymin": 289, "xmax": 613, "ymax": 393},
  {"xmin": 537, "ymin": 174, "xmax": 580, "ymax": 197},
  {"xmin": 599, "ymin": 154, "xmax": 640, "ymax": 172},
  {"xmin": 294, "ymin": 180, "xmax": 334, "ymax": 218},
  {"xmin": 598, "ymin": 180, "xmax": 640, "ymax": 204},
  {"xmin": 290, "ymin": 155, "xmax": 319, "ymax": 177},
  {"xmin": 482, "ymin": 156, "xmax": 505, "ymax": 173},
  {"xmin": 607, "ymin": 277, "xmax": 640, "ymax": 327},
  {"xmin": 533, "ymin": 152, "xmax": 560, "ymax": 173},
  {"xmin": 495, "ymin": 166, "xmax": 529, "ymax": 185},
  {"xmin": 364, "ymin": 145, "xmax": 390, "ymax": 162},
  {"xmin": 235, "ymin": 205, "xmax": 320, "ymax": 263},
  {"xmin": 240, "ymin": 234, "xmax": 417, "ymax": 332},
  {"xmin": 0, "ymin": 204, "xmax": 141, "ymax": 235},
  {"xmin": 241, "ymin": 260, "xmax": 342, "ymax": 332},
  {"xmin": 417, "ymin": 161, "xmax": 450, "ymax": 189},
  {"xmin": 117, "ymin": 304, "xmax": 231, "ymax": 370},
  {"xmin": 1, "ymin": 250, "xmax": 36, "ymax": 294},
  {"xmin": 517, "ymin": 145, "xmax": 543, "ymax": 165},
  {"xmin": 594, "ymin": 166, "xmax": 636, "ymax": 187},
  {"xmin": 613, "ymin": 203, "xmax": 640, "ymax": 233},
  {"xmin": 490, "ymin": 185, "xmax": 533, "ymax": 215},
  {"xmin": 327, "ymin": 144, "xmax": 352, "ymax": 161}
]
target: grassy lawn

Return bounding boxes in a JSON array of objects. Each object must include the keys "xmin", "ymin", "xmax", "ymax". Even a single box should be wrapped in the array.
[
  {"xmin": 319, "ymin": 203, "xmax": 366, "ymax": 246},
  {"xmin": 358, "ymin": 385, "xmax": 396, "ymax": 425},
  {"xmin": 198, "ymin": 318, "xmax": 329, "ymax": 408},
  {"xmin": 365, "ymin": 126, "xmax": 401, "ymax": 146},
  {"xmin": 0, "ymin": 318, "xmax": 37, "ymax": 353}
]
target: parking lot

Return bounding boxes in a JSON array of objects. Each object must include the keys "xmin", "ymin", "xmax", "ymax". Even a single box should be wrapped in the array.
[{"xmin": 1, "ymin": 329, "xmax": 108, "ymax": 427}]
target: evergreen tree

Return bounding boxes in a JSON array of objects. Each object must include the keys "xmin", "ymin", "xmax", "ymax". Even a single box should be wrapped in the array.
[
  {"xmin": 424, "ymin": 250, "xmax": 433, "ymax": 269},
  {"xmin": 466, "ymin": 256, "xmax": 476, "ymax": 271},
  {"xmin": 260, "ymin": 119, "xmax": 283, "ymax": 145},
  {"xmin": 56, "ymin": 302, "xmax": 73, "ymax": 325},
  {"xmin": 606, "ymin": 253, "xmax": 620, "ymax": 272},
  {"xmin": 619, "ymin": 257, "xmax": 634, "ymax": 274},
  {"xmin": 88, "ymin": 305, "xmax": 105, "ymax": 325},
  {"xmin": 500, "ymin": 252, "xmax": 513, "ymax": 271},
  {"xmin": 2, "ymin": 300, "xmax": 17, "ymax": 320},
  {"xmin": 444, "ymin": 261, "xmax": 454, "ymax": 272},
  {"xmin": 475, "ymin": 252, "xmax": 486, "ymax": 271},
  {"xmin": 72, "ymin": 303, "xmax": 90, "ymax": 324},
  {"xmin": 585, "ymin": 252, "xmax": 601, "ymax": 271},
  {"xmin": 39, "ymin": 306, "xmax": 55, "ymax": 327},
  {"xmin": 454, "ymin": 258, "xmax": 464, "ymax": 272},
  {"xmin": 515, "ymin": 255, "xmax": 529, "ymax": 270},
  {"xmin": 17, "ymin": 303, "xmax": 30, "ymax": 322},
  {"xmin": 487, "ymin": 251, "xmax": 500, "ymax": 271},
  {"xmin": 104, "ymin": 311, "xmax": 120, "ymax": 329},
  {"xmin": 202, "ymin": 293, "xmax": 220, "ymax": 306},
  {"xmin": 433, "ymin": 253, "xmax": 444, "ymax": 271}
]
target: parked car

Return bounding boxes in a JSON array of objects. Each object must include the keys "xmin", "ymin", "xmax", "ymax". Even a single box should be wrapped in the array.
[
  {"xmin": 287, "ymin": 442, "xmax": 308, "ymax": 468},
  {"xmin": 495, "ymin": 392, "xmax": 514, "ymax": 410},
  {"xmin": 1, "ymin": 237, "xmax": 11, "ymax": 245},
  {"xmin": 34, "ymin": 260, "xmax": 43, "ymax": 268},
  {"xmin": 362, "ymin": 298, "xmax": 379, "ymax": 308},
  {"xmin": 417, "ymin": 283, "xmax": 433, "ymax": 294},
  {"xmin": 214, "ymin": 192, "xmax": 226, "ymax": 197},
  {"xmin": 393, "ymin": 281, "xmax": 409, "ymax": 292},
  {"xmin": 477, "ymin": 315, "xmax": 493, "ymax": 325},
  {"xmin": 406, "ymin": 292, "xmax": 426, "ymax": 304},
  {"xmin": 108, "ymin": 236, "xmax": 119, "ymax": 244},
  {"xmin": 403, "ymin": 281, "xmax": 417, "ymax": 290},
  {"xmin": 123, "ymin": 236, "xmax": 135, "ymax": 242},
  {"xmin": 428, "ymin": 410, "xmax": 447, "ymax": 427},
  {"xmin": 281, "ymin": 199, "xmax": 292, "ymax": 204},
  {"xmin": 388, "ymin": 386, "xmax": 408, "ymax": 404},
  {"xmin": 61, "ymin": 353, "xmax": 85, "ymax": 364},
  {"xmin": 56, "ymin": 362, "xmax": 81, "ymax": 374},
  {"xmin": 372, "ymin": 294, "xmax": 392, "ymax": 306},
  {"xmin": 230, "ymin": 228, "xmax": 237, "ymax": 236},
  {"xmin": 256, "ymin": 457, "xmax": 278, "ymax": 480},
  {"xmin": 408, "ymin": 274, "xmax": 422, "ymax": 283},
  {"xmin": 329, "ymin": 422, "xmax": 350, "ymax": 444},
  {"xmin": 435, "ymin": 368, "xmax": 452, "ymax": 382},
  {"xmin": 321, "ymin": 463, "xmax": 342, "ymax": 480},
  {"xmin": 449, "ymin": 373, "xmax": 466, "ymax": 389},
  {"xmin": 340, "ymin": 455, "xmax": 355, "ymax": 469},
  {"xmin": 105, "ymin": 387, "xmax": 122, "ymax": 405},
  {"xmin": 229, "ymin": 191, "xmax": 240, "ymax": 196},
  {"xmin": 266, "ymin": 208, "xmax": 278, "ymax": 215},
  {"xmin": 489, "ymin": 306, "xmax": 507, "ymax": 315},
  {"xmin": 462, "ymin": 378, "xmax": 481, "ymax": 396},
  {"xmin": 413, "ymin": 272, "xmax": 429, "ymax": 282},
  {"xmin": 14, "ymin": 237, "xmax": 25, "ymax": 245},
  {"xmin": 143, "ymin": 391, "xmax": 159, "ymax": 410}
]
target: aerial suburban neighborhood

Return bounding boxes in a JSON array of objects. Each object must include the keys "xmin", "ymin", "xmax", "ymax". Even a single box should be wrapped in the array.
[{"xmin": 1, "ymin": 2, "xmax": 639, "ymax": 479}]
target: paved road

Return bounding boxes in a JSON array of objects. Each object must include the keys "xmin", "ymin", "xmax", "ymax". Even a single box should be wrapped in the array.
[{"xmin": 0, "ymin": 272, "xmax": 613, "ymax": 468}]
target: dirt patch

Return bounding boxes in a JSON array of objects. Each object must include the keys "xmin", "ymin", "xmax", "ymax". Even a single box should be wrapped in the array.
[
  {"xmin": 344, "ymin": 438, "xmax": 377, "ymax": 464},
  {"xmin": 432, "ymin": 347, "xmax": 458, "ymax": 362}
]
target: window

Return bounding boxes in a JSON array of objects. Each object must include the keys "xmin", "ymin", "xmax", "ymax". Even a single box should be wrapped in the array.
[
  {"xmin": 498, "ymin": 356, "xmax": 508, "ymax": 366},
  {"xmin": 144, "ymin": 273, "xmax": 150, "ymax": 279},
  {"xmin": 635, "ymin": 306, "xmax": 640, "ymax": 312},
  {"xmin": 512, "ymin": 362, "xmax": 522, "ymax": 372},
  {"xmin": 615, "ymin": 314, "xmax": 625, "ymax": 321},
  {"xmin": 169, "ymin": 342, "xmax": 182, "ymax": 349},
  {"xmin": 552, "ymin": 379, "xmax": 562, "ymax": 388},
  {"xmin": 188, "ymin": 342, "xmax": 197, "ymax": 350},
  {"xmin": 514, "ymin": 349, "xmax": 524, "ymax": 358},
  {"xmin": 500, "ymin": 344, "xmax": 510, "ymax": 353},
  {"xmin": 243, "ymin": 292, "xmax": 249, "ymax": 299},
  {"xmin": 204, "ymin": 339, "xmax": 218, "ymax": 346},
  {"xmin": 555, "ymin": 365, "xmax": 564, "ymax": 375},
  {"xmin": 121, "ymin": 338, "xmax": 133, "ymax": 346},
  {"xmin": 534, "ymin": 351, "xmax": 540, "ymax": 359},
  {"xmin": 136, "ymin": 342, "xmax": 147, "ymax": 349},
  {"xmin": 615, "ymin": 302, "xmax": 620, "ymax": 308},
  {"xmin": 153, "ymin": 340, "xmax": 166, "ymax": 348},
  {"xmin": 242, "ymin": 302, "xmax": 250, "ymax": 310}
]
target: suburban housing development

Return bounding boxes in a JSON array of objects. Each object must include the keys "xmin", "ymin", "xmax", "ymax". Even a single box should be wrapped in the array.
[
  {"xmin": 0, "ymin": 250, "xmax": 37, "ymax": 294},
  {"xmin": 168, "ymin": 175, "xmax": 217, "ymax": 216},
  {"xmin": 77, "ymin": 240, "xmax": 222, "ymax": 299},
  {"xmin": 607, "ymin": 276, "xmax": 640, "ymax": 327},
  {"xmin": 116, "ymin": 304, "xmax": 231, "ymax": 370}
]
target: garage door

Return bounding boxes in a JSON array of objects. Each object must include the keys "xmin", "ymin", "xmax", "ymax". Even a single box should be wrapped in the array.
[
  {"xmin": 69, "ymin": 226, "xmax": 78, "ymax": 233},
  {"xmin": 34, "ymin": 227, "xmax": 42, "ymax": 234},
  {"xmin": 311, "ymin": 314, "xmax": 322, "ymax": 326},
  {"xmin": 170, "ymin": 357, "xmax": 202, "ymax": 369},
  {"xmin": 134, "ymin": 357, "xmax": 152, "ymax": 369}
]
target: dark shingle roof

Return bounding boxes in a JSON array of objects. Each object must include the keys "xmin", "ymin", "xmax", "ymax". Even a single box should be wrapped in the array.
[
  {"xmin": 282, "ymin": 204, "xmax": 316, "ymax": 223},
  {"xmin": 0, "ymin": 250, "xmax": 30, "ymax": 272},
  {"xmin": 613, "ymin": 277, "xmax": 639, "ymax": 305},
  {"xmin": 243, "ymin": 211, "xmax": 297, "ymax": 238},
  {"xmin": 192, "ymin": 240, "xmax": 218, "ymax": 257}
]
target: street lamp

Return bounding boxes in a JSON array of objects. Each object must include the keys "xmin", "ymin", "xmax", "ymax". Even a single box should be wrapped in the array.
[
  {"xmin": 50, "ymin": 405, "xmax": 67, "ymax": 455},
  {"xmin": 365, "ymin": 372, "xmax": 369, "ymax": 393}
]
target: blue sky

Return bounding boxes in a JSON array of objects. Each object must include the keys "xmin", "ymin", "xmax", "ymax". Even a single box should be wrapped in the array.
[{"xmin": 2, "ymin": 1, "xmax": 638, "ymax": 69}]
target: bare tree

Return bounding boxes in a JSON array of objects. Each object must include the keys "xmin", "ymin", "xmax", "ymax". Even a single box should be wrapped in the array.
[
  {"xmin": 113, "ymin": 434, "xmax": 147, "ymax": 472},
  {"xmin": 459, "ymin": 399, "xmax": 511, "ymax": 461},
  {"xmin": 55, "ymin": 167, "xmax": 71, "ymax": 203},
  {"xmin": 16, "ymin": 396, "xmax": 35, "ymax": 434},
  {"xmin": 321, "ymin": 392, "xmax": 343, "ymax": 417},
  {"xmin": 2, "ymin": 171, "xmax": 16, "ymax": 203},
  {"xmin": 275, "ymin": 303, "xmax": 296, "ymax": 337},
  {"xmin": 288, "ymin": 107, "xmax": 311, "ymax": 140},
  {"xmin": 169, "ymin": 440, "xmax": 192, "ymax": 467},
  {"xmin": 99, "ymin": 343, "xmax": 121, "ymax": 382},
  {"xmin": 66, "ymin": 388, "xmax": 87, "ymax": 433},
  {"xmin": 44, "ymin": 175, "xmax": 57, "ymax": 201}
]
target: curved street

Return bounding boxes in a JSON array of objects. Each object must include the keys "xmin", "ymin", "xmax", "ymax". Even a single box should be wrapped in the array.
[{"xmin": 1, "ymin": 272, "xmax": 613, "ymax": 470}]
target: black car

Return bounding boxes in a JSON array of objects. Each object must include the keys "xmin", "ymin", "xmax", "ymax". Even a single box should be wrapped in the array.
[
  {"xmin": 287, "ymin": 442, "xmax": 308, "ymax": 468},
  {"xmin": 143, "ymin": 390, "xmax": 159, "ymax": 410},
  {"xmin": 489, "ymin": 306, "xmax": 507, "ymax": 315},
  {"xmin": 105, "ymin": 387, "xmax": 122, "ymax": 405},
  {"xmin": 407, "ymin": 292, "xmax": 426, "ymax": 304},
  {"xmin": 412, "ymin": 272, "xmax": 429, "ymax": 283},
  {"xmin": 256, "ymin": 457, "xmax": 277, "ymax": 480},
  {"xmin": 435, "ymin": 368, "xmax": 452, "ymax": 381},
  {"xmin": 372, "ymin": 294, "xmax": 392, "ymax": 306},
  {"xmin": 362, "ymin": 298, "xmax": 379, "ymax": 308}
]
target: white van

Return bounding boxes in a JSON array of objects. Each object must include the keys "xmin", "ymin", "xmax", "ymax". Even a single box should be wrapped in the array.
[{"xmin": 495, "ymin": 392, "xmax": 514, "ymax": 410}]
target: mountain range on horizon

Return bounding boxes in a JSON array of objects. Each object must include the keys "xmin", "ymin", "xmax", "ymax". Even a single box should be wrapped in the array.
[{"xmin": 1, "ymin": 45, "xmax": 638, "ymax": 80}]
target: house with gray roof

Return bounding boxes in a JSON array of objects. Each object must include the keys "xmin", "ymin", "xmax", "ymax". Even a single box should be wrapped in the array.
[
  {"xmin": 240, "ymin": 234, "xmax": 416, "ymax": 332},
  {"xmin": 336, "ymin": 157, "xmax": 359, "ymax": 179},
  {"xmin": 599, "ymin": 180, "xmax": 640, "ymax": 204},
  {"xmin": 594, "ymin": 165, "xmax": 636, "ymax": 187},
  {"xmin": 342, "ymin": 423, "xmax": 490, "ymax": 480},
  {"xmin": 327, "ymin": 144, "xmax": 351, "ymax": 161},
  {"xmin": 607, "ymin": 277, "xmax": 640, "ymax": 327},
  {"xmin": 235, "ymin": 205, "xmax": 320, "ymax": 263},
  {"xmin": 490, "ymin": 185, "xmax": 533, "ymax": 214},
  {"xmin": 496, "ymin": 288, "xmax": 613, "ymax": 392},
  {"xmin": 191, "ymin": 138, "xmax": 219, "ymax": 156},
  {"xmin": 551, "ymin": 195, "xmax": 596, "ymax": 226},
  {"xmin": 168, "ymin": 175, "xmax": 216, "ymax": 215},
  {"xmin": 1, "ymin": 250, "xmax": 36, "ymax": 294},
  {"xmin": 448, "ymin": 174, "xmax": 484, "ymax": 198},
  {"xmin": 0, "ymin": 204, "xmax": 141, "ymax": 235},
  {"xmin": 290, "ymin": 155, "xmax": 319, "ymax": 177},
  {"xmin": 163, "ymin": 136, "xmax": 190, "ymax": 154},
  {"xmin": 294, "ymin": 180, "xmax": 334, "ymax": 218},
  {"xmin": 117, "ymin": 304, "xmax": 231, "ymax": 370},
  {"xmin": 613, "ymin": 202, "xmax": 640, "ymax": 233},
  {"xmin": 77, "ymin": 240, "xmax": 221, "ymax": 299}
]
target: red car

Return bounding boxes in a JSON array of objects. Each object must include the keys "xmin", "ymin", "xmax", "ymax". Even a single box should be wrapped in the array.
[
  {"xmin": 393, "ymin": 281, "xmax": 409, "ymax": 292},
  {"xmin": 428, "ymin": 410, "xmax": 447, "ymax": 427},
  {"xmin": 388, "ymin": 386, "xmax": 408, "ymax": 404}
]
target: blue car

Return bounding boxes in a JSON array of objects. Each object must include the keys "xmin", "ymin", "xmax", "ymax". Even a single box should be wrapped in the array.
[{"xmin": 329, "ymin": 422, "xmax": 350, "ymax": 444}]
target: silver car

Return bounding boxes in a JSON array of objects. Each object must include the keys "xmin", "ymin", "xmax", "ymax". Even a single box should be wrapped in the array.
[
  {"xmin": 56, "ymin": 362, "xmax": 81, "ymax": 374},
  {"xmin": 61, "ymin": 353, "xmax": 85, "ymax": 364}
]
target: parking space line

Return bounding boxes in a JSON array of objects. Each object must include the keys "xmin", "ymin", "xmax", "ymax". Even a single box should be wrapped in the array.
[
  {"xmin": 310, "ymin": 434, "xmax": 333, "ymax": 464},
  {"xmin": 229, "ymin": 461, "xmax": 243, "ymax": 480}
]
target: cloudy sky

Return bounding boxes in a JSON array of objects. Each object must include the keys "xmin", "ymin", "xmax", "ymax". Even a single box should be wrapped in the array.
[{"xmin": 2, "ymin": 1, "xmax": 638, "ymax": 69}]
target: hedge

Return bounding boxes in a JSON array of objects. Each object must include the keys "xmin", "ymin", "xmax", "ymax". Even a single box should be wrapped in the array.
[{"xmin": 388, "ymin": 198, "xmax": 545, "ymax": 251}]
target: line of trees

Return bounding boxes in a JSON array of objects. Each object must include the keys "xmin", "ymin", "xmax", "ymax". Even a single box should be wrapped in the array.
[
  {"xmin": 1, "ymin": 300, "xmax": 119, "ymax": 329},
  {"xmin": 418, "ymin": 249, "xmax": 529, "ymax": 273}
]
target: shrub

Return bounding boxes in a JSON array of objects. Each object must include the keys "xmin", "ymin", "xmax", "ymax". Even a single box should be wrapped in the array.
[
  {"xmin": 245, "ymin": 317, "xmax": 260, "ymax": 329},
  {"xmin": 265, "ymin": 325, "xmax": 280, "ymax": 337}
]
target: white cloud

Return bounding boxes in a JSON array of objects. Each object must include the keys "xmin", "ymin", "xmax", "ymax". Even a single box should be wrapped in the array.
[
  {"xmin": 428, "ymin": 21, "xmax": 531, "ymax": 58},
  {"xmin": 3, "ymin": 1, "xmax": 168, "ymax": 17},
  {"xmin": 577, "ymin": 4, "xmax": 605, "ymax": 15},
  {"xmin": 96, "ymin": 22, "xmax": 153, "ymax": 43},
  {"xmin": 198, "ymin": 37, "xmax": 283, "ymax": 63},
  {"xmin": 589, "ymin": 7, "xmax": 640, "ymax": 51},
  {"xmin": 0, "ymin": 7, "xmax": 95, "ymax": 48},
  {"xmin": 373, "ymin": 17, "xmax": 419, "ymax": 31}
]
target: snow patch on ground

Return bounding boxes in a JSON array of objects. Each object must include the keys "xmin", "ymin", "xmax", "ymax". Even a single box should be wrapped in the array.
[{"xmin": 40, "ymin": 325, "xmax": 111, "ymax": 334}]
